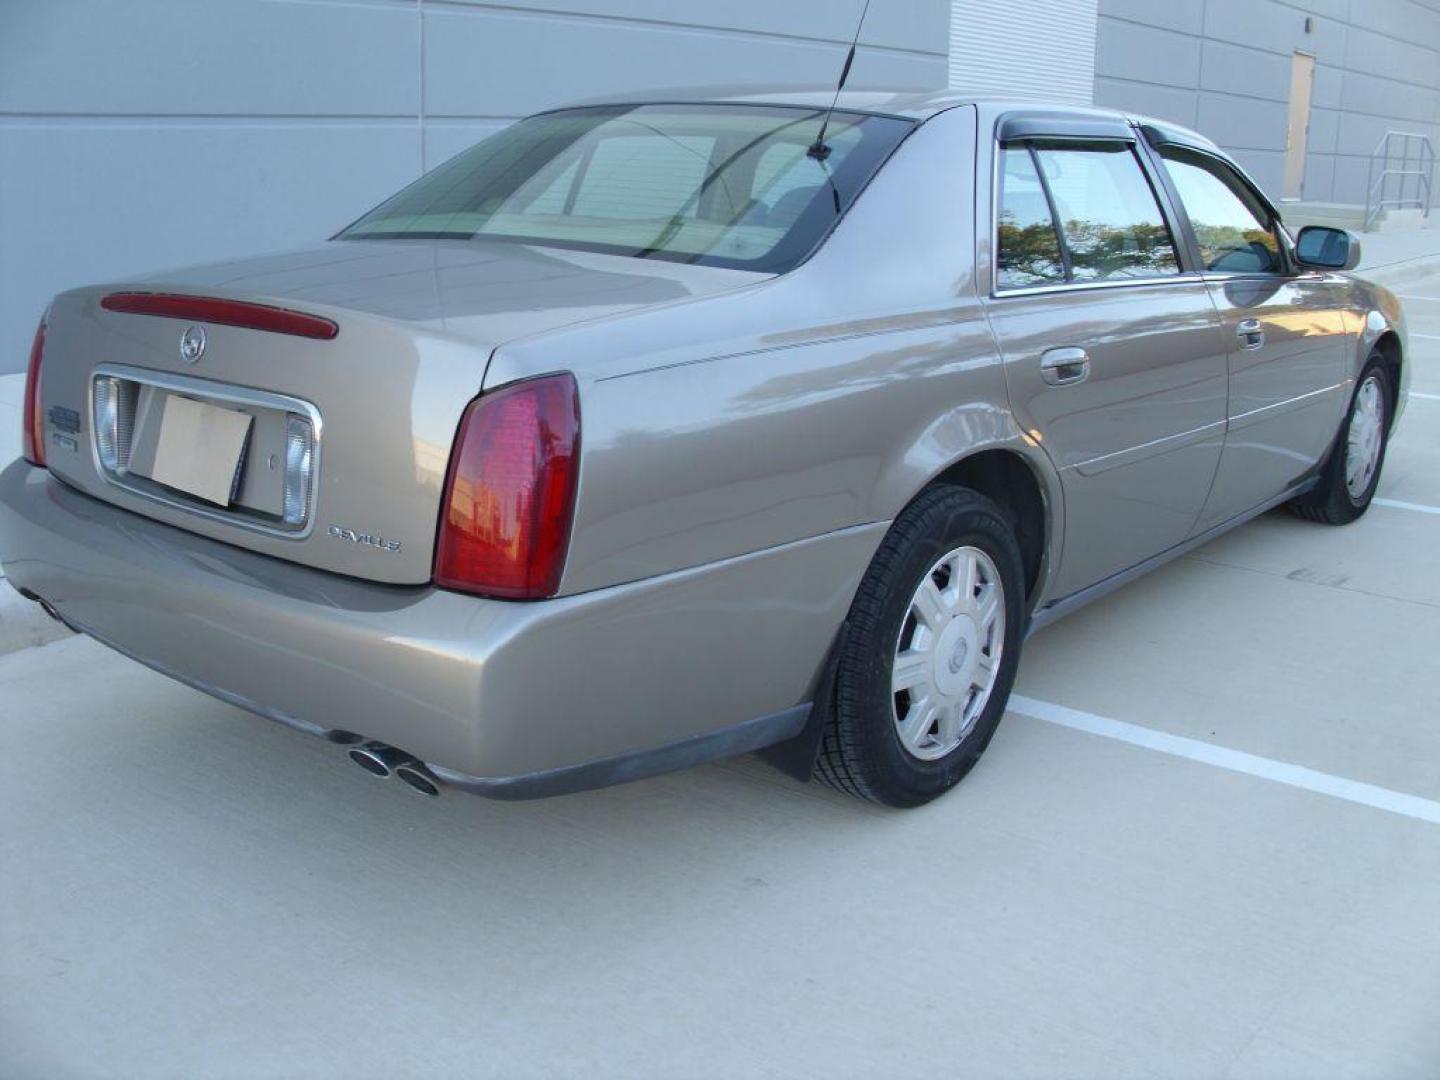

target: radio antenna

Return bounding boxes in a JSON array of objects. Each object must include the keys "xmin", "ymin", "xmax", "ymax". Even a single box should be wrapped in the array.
[{"xmin": 807, "ymin": 0, "xmax": 873, "ymax": 161}]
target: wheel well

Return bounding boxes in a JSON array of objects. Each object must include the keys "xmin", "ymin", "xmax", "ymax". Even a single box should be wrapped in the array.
[
  {"xmin": 1373, "ymin": 330, "xmax": 1402, "ymax": 429},
  {"xmin": 929, "ymin": 450, "xmax": 1047, "ymax": 602}
]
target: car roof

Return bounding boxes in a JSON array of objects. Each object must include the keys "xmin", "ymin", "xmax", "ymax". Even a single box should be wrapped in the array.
[
  {"xmin": 558, "ymin": 85, "xmax": 1220, "ymax": 150},
  {"xmin": 551, "ymin": 85, "xmax": 1263, "ymax": 209}
]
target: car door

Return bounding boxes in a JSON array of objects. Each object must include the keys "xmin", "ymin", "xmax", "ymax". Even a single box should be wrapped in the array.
[
  {"xmin": 981, "ymin": 118, "xmax": 1229, "ymax": 599},
  {"xmin": 1148, "ymin": 141, "xmax": 1349, "ymax": 530}
]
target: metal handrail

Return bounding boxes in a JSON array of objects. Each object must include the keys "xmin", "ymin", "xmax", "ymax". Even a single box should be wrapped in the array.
[{"xmin": 1364, "ymin": 130, "xmax": 1434, "ymax": 231}]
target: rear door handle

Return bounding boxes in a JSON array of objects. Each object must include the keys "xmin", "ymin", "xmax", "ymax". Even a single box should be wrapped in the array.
[
  {"xmin": 1040, "ymin": 346, "xmax": 1090, "ymax": 386},
  {"xmin": 1236, "ymin": 318, "xmax": 1265, "ymax": 350}
]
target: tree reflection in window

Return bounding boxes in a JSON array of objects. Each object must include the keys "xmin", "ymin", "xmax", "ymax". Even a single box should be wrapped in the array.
[
  {"xmin": 997, "ymin": 142, "xmax": 1180, "ymax": 289},
  {"xmin": 997, "ymin": 148, "xmax": 1064, "ymax": 288},
  {"xmin": 1034, "ymin": 143, "xmax": 1179, "ymax": 282}
]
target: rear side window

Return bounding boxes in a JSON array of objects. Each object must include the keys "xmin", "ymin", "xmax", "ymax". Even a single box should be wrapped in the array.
[
  {"xmin": 996, "ymin": 140, "xmax": 1179, "ymax": 290},
  {"xmin": 1032, "ymin": 143, "xmax": 1179, "ymax": 281},
  {"xmin": 1160, "ymin": 149, "xmax": 1282, "ymax": 273},
  {"xmin": 997, "ymin": 147, "xmax": 1065, "ymax": 289}
]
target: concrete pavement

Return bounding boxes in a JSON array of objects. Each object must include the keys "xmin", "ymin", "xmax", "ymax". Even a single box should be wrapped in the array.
[
  {"xmin": 2, "ymin": 630, "xmax": 1438, "ymax": 1079},
  {"xmin": 1354, "ymin": 222, "xmax": 1440, "ymax": 285},
  {"xmin": 3, "ymin": 231, "xmax": 1440, "ymax": 1078}
]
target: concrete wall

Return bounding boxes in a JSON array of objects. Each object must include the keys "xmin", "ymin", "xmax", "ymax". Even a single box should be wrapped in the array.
[
  {"xmin": 1094, "ymin": 0, "xmax": 1440, "ymax": 206},
  {"xmin": 0, "ymin": 0, "xmax": 947, "ymax": 375}
]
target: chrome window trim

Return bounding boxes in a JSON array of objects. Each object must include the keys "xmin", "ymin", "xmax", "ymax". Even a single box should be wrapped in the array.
[
  {"xmin": 88, "ymin": 363, "xmax": 324, "ymax": 541},
  {"xmin": 1197, "ymin": 270, "xmax": 1301, "ymax": 283},
  {"xmin": 991, "ymin": 273, "xmax": 1212, "ymax": 300}
]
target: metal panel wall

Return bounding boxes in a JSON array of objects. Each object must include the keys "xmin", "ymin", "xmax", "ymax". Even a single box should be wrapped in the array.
[
  {"xmin": 950, "ymin": 0, "xmax": 1100, "ymax": 103},
  {"xmin": 0, "ymin": 0, "xmax": 947, "ymax": 376},
  {"xmin": 1094, "ymin": 0, "xmax": 1440, "ymax": 205}
]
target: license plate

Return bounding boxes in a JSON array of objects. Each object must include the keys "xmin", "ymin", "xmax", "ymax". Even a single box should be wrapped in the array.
[{"xmin": 143, "ymin": 394, "xmax": 254, "ymax": 506}]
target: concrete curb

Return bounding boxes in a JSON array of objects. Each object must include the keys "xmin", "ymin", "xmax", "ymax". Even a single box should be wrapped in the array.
[{"xmin": 0, "ymin": 577, "xmax": 74, "ymax": 657}]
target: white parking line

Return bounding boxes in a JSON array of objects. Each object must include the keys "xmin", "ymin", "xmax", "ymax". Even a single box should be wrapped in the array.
[
  {"xmin": 1374, "ymin": 497, "xmax": 1440, "ymax": 515},
  {"xmin": 1411, "ymin": 391, "xmax": 1440, "ymax": 401},
  {"xmin": 1413, "ymin": 333, "xmax": 1440, "ymax": 341},
  {"xmin": 1009, "ymin": 695, "xmax": 1440, "ymax": 825},
  {"xmin": 1398, "ymin": 295, "xmax": 1439, "ymax": 302}
]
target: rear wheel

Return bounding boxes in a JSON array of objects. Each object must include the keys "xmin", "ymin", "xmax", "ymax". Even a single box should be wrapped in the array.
[
  {"xmin": 1291, "ymin": 357, "xmax": 1390, "ymax": 525},
  {"xmin": 816, "ymin": 486, "xmax": 1026, "ymax": 807}
]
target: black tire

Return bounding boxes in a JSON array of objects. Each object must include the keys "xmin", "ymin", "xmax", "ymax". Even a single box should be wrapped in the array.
[
  {"xmin": 1290, "ymin": 357, "xmax": 1391, "ymax": 525},
  {"xmin": 816, "ymin": 486, "xmax": 1026, "ymax": 808}
]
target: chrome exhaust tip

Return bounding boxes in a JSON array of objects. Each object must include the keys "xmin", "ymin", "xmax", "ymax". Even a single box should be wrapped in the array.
[
  {"xmin": 394, "ymin": 762, "xmax": 442, "ymax": 798},
  {"xmin": 348, "ymin": 741, "xmax": 409, "ymax": 778},
  {"xmin": 347, "ymin": 742, "xmax": 442, "ymax": 797}
]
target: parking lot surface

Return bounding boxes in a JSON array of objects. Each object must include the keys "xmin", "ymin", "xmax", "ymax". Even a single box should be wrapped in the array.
[{"xmin": 2, "ymin": 257, "xmax": 1439, "ymax": 1078}]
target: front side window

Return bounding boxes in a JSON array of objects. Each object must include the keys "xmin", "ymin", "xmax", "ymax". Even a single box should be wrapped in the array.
[
  {"xmin": 1032, "ymin": 142, "xmax": 1180, "ymax": 281},
  {"xmin": 339, "ymin": 104, "xmax": 912, "ymax": 273},
  {"xmin": 1160, "ymin": 149, "xmax": 1282, "ymax": 274}
]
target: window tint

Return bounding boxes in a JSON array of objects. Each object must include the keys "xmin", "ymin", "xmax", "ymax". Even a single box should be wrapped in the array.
[
  {"xmin": 997, "ymin": 147, "xmax": 1065, "ymax": 289},
  {"xmin": 339, "ymin": 104, "xmax": 914, "ymax": 273},
  {"xmin": 751, "ymin": 125, "xmax": 864, "ymax": 229},
  {"xmin": 1032, "ymin": 143, "xmax": 1179, "ymax": 281},
  {"xmin": 522, "ymin": 157, "xmax": 582, "ymax": 216},
  {"xmin": 1161, "ymin": 149, "xmax": 1282, "ymax": 273},
  {"xmin": 569, "ymin": 135, "xmax": 715, "ymax": 220}
]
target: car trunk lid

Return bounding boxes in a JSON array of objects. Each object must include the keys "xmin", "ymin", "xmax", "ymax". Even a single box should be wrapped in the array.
[{"xmin": 34, "ymin": 239, "xmax": 763, "ymax": 585}]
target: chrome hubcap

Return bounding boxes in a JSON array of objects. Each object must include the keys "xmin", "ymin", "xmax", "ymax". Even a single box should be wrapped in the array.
[
  {"xmin": 1345, "ymin": 375, "xmax": 1385, "ymax": 501},
  {"xmin": 891, "ymin": 545, "xmax": 1006, "ymax": 761}
]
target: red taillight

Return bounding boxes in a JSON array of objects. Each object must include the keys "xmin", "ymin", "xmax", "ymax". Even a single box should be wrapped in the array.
[
  {"xmin": 100, "ymin": 292, "xmax": 338, "ymax": 340},
  {"xmin": 22, "ymin": 314, "xmax": 47, "ymax": 467},
  {"xmin": 434, "ymin": 374, "xmax": 580, "ymax": 600}
]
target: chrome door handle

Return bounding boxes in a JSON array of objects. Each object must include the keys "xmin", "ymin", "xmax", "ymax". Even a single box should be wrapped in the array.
[
  {"xmin": 1040, "ymin": 346, "xmax": 1090, "ymax": 386},
  {"xmin": 1236, "ymin": 318, "xmax": 1265, "ymax": 350}
]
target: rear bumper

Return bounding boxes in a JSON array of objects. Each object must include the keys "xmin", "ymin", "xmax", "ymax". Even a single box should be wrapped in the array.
[{"xmin": 0, "ymin": 462, "xmax": 879, "ymax": 796}]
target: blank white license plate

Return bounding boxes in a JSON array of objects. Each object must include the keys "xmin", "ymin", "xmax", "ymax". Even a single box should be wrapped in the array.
[{"xmin": 144, "ymin": 394, "xmax": 254, "ymax": 506}]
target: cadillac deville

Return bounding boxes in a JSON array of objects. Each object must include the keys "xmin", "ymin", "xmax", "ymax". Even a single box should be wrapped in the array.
[{"xmin": 0, "ymin": 90, "xmax": 1408, "ymax": 806}]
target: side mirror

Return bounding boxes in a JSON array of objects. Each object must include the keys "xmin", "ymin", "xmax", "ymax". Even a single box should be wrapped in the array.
[{"xmin": 1294, "ymin": 225, "xmax": 1361, "ymax": 271}]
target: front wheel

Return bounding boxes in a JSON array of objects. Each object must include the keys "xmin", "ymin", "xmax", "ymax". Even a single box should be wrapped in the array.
[
  {"xmin": 1291, "ymin": 358, "xmax": 1391, "ymax": 525},
  {"xmin": 816, "ymin": 486, "xmax": 1026, "ymax": 807}
]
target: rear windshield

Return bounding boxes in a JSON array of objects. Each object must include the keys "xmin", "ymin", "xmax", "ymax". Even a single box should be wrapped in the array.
[{"xmin": 338, "ymin": 104, "xmax": 914, "ymax": 273}]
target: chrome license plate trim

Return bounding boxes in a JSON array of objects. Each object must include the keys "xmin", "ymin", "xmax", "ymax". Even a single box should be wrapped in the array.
[{"xmin": 89, "ymin": 363, "xmax": 323, "ymax": 540}]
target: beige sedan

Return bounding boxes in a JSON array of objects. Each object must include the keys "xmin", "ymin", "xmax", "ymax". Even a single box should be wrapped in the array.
[{"xmin": 0, "ymin": 90, "xmax": 1408, "ymax": 806}]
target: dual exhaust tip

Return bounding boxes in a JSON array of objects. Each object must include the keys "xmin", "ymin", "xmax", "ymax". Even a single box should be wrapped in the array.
[
  {"xmin": 11, "ymin": 592, "xmax": 442, "ymax": 798},
  {"xmin": 347, "ymin": 741, "xmax": 441, "ymax": 797}
]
